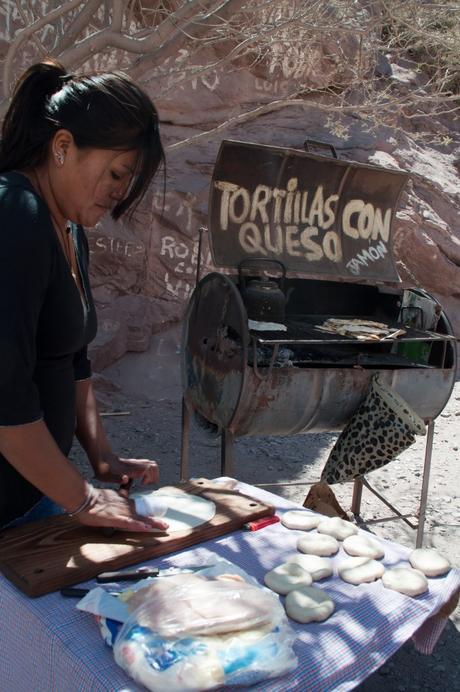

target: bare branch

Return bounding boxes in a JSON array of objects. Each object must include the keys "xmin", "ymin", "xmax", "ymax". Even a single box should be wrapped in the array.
[
  {"xmin": 154, "ymin": 5, "xmax": 324, "ymax": 97},
  {"xmin": 130, "ymin": 0, "xmax": 249, "ymax": 79},
  {"xmin": 166, "ymin": 94, "xmax": 311, "ymax": 152},
  {"xmin": 57, "ymin": 0, "xmax": 218, "ymax": 68},
  {"xmin": 112, "ymin": 0, "xmax": 125, "ymax": 31},
  {"xmin": 16, "ymin": 2, "xmax": 47, "ymax": 57},
  {"xmin": 54, "ymin": 0, "xmax": 103, "ymax": 55},
  {"xmin": 3, "ymin": 0, "xmax": 86, "ymax": 97}
]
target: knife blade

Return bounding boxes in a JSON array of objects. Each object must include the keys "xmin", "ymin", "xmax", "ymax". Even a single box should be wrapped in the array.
[
  {"xmin": 96, "ymin": 566, "xmax": 160, "ymax": 583},
  {"xmin": 60, "ymin": 586, "xmax": 121, "ymax": 598},
  {"xmin": 96, "ymin": 564, "xmax": 210, "ymax": 584}
]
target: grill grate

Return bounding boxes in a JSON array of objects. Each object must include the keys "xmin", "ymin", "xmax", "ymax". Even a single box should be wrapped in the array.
[{"xmin": 251, "ymin": 316, "xmax": 453, "ymax": 346}]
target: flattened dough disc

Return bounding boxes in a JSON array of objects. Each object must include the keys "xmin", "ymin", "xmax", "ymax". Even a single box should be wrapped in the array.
[
  {"xmin": 409, "ymin": 548, "xmax": 451, "ymax": 577},
  {"xmin": 285, "ymin": 585, "xmax": 335, "ymax": 623},
  {"xmin": 382, "ymin": 567, "xmax": 428, "ymax": 597},
  {"xmin": 133, "ymin": 491, "xmax": 216, "ymax": 533},
  {"xmin": 317, "ymin": 517, "xmax": 358, "ymax": 541},
  {"xmin": 338, "ymin": 557, "xmax": 385, "ymax": 585},
  {"xmin": 343, "ymin": 534, "xmax": 384, "ymax": 560},
  {"xmin": 297, "ymin": 534, "xmax": 339, "ymax": 557},
  {"xmin": 281, "ymin": 510, "xmax": 321, "ymax": 531},
  {"xmin": 264, "ymin": 562, "xmax": 313, "ymax": 595},
  {"xmin": 286, "ymin": 554, "xmax": 333, "ymax": 581}
]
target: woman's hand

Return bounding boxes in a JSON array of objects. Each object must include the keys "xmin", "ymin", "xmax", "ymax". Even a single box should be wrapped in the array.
[
  {"xmin": 77, "ymin": 487, "xmax": 168, "ymax": 533},
  {"xmin": 92, "ymin": 451, "xmax": 160, "ymax": 487},
  {"xmin": 75, "ymin": 380, "xmax": 160, "ymax": 490}
]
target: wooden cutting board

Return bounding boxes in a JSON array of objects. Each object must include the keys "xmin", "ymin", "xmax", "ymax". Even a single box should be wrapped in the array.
[{"xmin": 0, "ymin": 479, "xmax": 274, "ymax": 597}]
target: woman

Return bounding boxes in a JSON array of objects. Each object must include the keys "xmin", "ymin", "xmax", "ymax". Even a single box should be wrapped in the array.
[{"xmin": 0, "ymin": 60, "xmax": 168, "ymax": 532}]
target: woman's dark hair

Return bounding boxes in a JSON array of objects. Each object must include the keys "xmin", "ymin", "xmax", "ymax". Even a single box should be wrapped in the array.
[{"xmin": 0, "ymin": 59, "xmax": 164, "ymax": 219}]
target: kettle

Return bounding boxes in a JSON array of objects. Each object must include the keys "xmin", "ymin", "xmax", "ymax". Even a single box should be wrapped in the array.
[{"xmin": 238, "ymin": 259, "xmax": 286, "ymax": 323}]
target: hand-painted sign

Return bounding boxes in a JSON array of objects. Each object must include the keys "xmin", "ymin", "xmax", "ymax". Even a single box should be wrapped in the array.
[{"xmin": 208, "ymin": 140, "xmax": 408, "ymax": 283}]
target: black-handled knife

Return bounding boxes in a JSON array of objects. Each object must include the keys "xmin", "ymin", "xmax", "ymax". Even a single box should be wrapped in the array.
[{"xmin": 60, "ymin": 587, "xmax": 90, "ymax": 598}]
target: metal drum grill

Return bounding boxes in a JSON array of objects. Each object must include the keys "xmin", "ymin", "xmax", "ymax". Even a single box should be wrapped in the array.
[{"xmin": 180, "ymin": 140, "xmax": 457, "ymax": 545}]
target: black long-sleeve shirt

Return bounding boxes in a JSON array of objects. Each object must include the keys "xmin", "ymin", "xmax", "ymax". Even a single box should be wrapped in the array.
[{"xmin": 0, "ymin": 172, "xmax": 97, "ymax": 525}]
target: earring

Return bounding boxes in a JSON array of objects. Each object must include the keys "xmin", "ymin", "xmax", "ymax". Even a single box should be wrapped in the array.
[{"xmin": 55, "ymin": 152, "xmax": 65, "ymax": 165}]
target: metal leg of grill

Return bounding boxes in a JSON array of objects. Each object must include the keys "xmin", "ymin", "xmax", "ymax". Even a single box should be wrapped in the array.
[
  {"xmin": 351, "ymin": 478, "xmax": 364, "ymax": 516},
  {"xmin": 180, "ymin": 398, "xmax": 191, "ymax": 481},
  {"xmin": 416, "ymin": 419, "xmax": 435, "ymax": 548},
  {"xmin": 361, "ymin": 477, "xmax": 418, "ymax": 529},
  {"xmin": 221, "ymin": 429, "xmax": 235, "ymax": 477},
  {"xmin": 348, "ymin": 420, "xmax": 435, "ymax": 546}
]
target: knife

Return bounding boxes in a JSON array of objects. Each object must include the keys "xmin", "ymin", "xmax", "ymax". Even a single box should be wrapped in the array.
[
  {"xmin": 97, "ymin": 566, "xmax": 160, "ymax": 583},
  {"xmin": 96, "ymin": 564, "xmax": 210, "ymax": 584},
  {"xmin": 60, "ymin": 586, "xmax": 121, "ymax": 598}
]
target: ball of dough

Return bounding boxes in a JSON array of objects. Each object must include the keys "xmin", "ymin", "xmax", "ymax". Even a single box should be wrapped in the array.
[
  {"xmin": 409, "ymin": 548, "xmax": 451, "ymax": 577},
  {"xmin": 286, "ymin": 554, "xmax": 333, "ymax": 581},
  {"xmin": 343, "ymin": 534, "xmax": 385, "ymax": 560},
  {"xmin": 317, "ymin": 517, "xmax": 358, "ymax": 541},
  {"xmin": 264, "ymin": 562, "xmax": 313, "ymax": 595},
  {"xmin": 382, "ymin": 567, "xmax": 428, "ymax": 597},
  {"xmin": 285, "ymin": 586, "xmax": 335, "ymax": 623},
  {"xmin": 281, "ymin": 510, "xmax": 320, "ymax": 531},
  {"xmin": 338, "ymin": 557, "xmax": 385, "ymax": 585},
  {"xmin": 297, "ymin": 534, "xmax": 339, "ymax": 557}
]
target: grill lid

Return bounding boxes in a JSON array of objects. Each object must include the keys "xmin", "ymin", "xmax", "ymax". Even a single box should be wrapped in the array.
[{"xmin": 208, "ymin": 140, "xmax": 409, "ymax": 284}]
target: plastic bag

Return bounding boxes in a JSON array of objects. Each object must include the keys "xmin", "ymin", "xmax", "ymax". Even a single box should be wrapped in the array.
[
  {"xmin": 122, "ymin": 573, "xmax": 280, "ymax": 637},
  {"xmin": 113, "ymin": 571, "xmax": 297, "ymax": 691}
]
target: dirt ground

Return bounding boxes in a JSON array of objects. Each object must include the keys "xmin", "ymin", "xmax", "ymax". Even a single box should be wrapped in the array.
[{"xmin": 72, "ymin": 325, "xmax": 460, "ymax": 691}]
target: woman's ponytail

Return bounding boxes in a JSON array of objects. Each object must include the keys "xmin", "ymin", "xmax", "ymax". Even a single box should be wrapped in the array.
[
  {"xmin": 0, "ymin": 59, "xmax": 163, "ymax": 218},
  {"xmin": 0, "ymin": 59, "xmax": 68, "ymax": 173}
]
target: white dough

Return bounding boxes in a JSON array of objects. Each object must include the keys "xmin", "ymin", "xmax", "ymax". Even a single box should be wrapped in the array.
[
  {"xmin": 382, "ymin": 567, "xmax": 429, "ymax": 597},
  {"xmin": 297, "ymin": 534, "xmax": 339, "ymax": 557},
  {"xmin": 281, "ymin": 510, "xmax": 321, "ymax": 531},
  {"xmin": 338, "ymin": 557, "xmax": 385, "ymax": 585},
  {"xmin": 131, "ymin": 491, "xmax": 216, "ymax": 533},
  {"xmin": 285, "ymin": 586, "xmax": 335, "ymax": 623},
  {"xmin": 409, "ymin": 548, "xmax": 451, "ymax": 577},
  {"xmin": 264, "ymin": 562, "xmax": 313, "ymax": 595},
  {"xmin": 286, "ymin": 554, "xmax": 333, "ymax": 581},
  {"xmin": 248, "ymin": 319, "xmax": 287, "ymax": 332},
  {"xmin": 343, "ymin": 534, "xmax": 385, "ymax": 560},
  {"xmin": 317, "ymin": 517, "xmax": 358, "ymax": 541},
  {"xmin": 134, "ymin": 495, "xmax": 168, "ymax": 518}
]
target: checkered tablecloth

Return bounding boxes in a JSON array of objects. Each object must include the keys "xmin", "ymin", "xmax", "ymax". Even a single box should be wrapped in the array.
[{"xmin": 1, "ymin": 481, "xmax": 459, "ymax": 692}]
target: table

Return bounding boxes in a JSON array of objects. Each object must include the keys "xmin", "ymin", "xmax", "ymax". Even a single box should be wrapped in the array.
[{"xmin": 1, "ymin": 481, "xmax": 459, "ymax": 692}]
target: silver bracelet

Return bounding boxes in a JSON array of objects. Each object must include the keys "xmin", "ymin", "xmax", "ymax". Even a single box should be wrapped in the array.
[{"xmin": 67, "ymin": 485, "xmax": 96, "ymax": 517}]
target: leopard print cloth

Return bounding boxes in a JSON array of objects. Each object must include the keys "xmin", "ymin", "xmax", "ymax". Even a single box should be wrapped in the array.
[{"xmin": 321, "ymin": 376, "xmax": 426, "ymax": 485}]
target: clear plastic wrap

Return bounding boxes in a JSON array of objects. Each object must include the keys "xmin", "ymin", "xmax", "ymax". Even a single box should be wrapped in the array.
[{"xmin": 113, "ymin": 570, "xmax": 297, "ymax": 691}]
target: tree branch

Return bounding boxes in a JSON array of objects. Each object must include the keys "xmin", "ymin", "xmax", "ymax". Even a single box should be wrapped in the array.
[
  {"xmin": 165, "ymin": 95, "xmax": 310, "ymax": 152},
  {"xmin": 57, "ymin": 0, "xmax": 218, "ymax": 68},
  {"xmin": 155, "ymin": 5, "xmax": 342, "ymax": 98},
  {"xmin": 3, "ymin": 0, "xmax": 85, "ymax": 97},
  {"xmin": 130, "ymin": 0, "xmax": 249, "ymax": 80},
  {"xmin": 53, "ymin": 0, "xmax": 103, "ymax": 56},
  {"xmin": 16, "ymin": 2, "xmax": 47, "ymax": 57},
  {"xmin": 111, "ymin": 0, "xmax": 124, "ymax": 32}
]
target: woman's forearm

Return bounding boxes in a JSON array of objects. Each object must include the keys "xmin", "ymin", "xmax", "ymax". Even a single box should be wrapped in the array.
[
  {"xmin": 75, "ymin": 378, "xmax": 111, "ymax": 465},
  {"xmin": 75, "ymin": 379, "xmax": 160, "ymax": 487},
  {"xmin": 0, "ymin": 420, "xmax": 87, "ymax": 512},
  {"xmin": 0, "ymin": 419, "xmax": 167, "ymax": 532}
]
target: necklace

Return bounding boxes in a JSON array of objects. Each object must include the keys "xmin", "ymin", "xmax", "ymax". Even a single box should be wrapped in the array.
[
  {"xmin": 55, "ymin": 220, "xmax": 80, "ymax": 284},
  {"xmin": 26, "ymin": 169, "xmax": 84, "ymax": 298}
]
